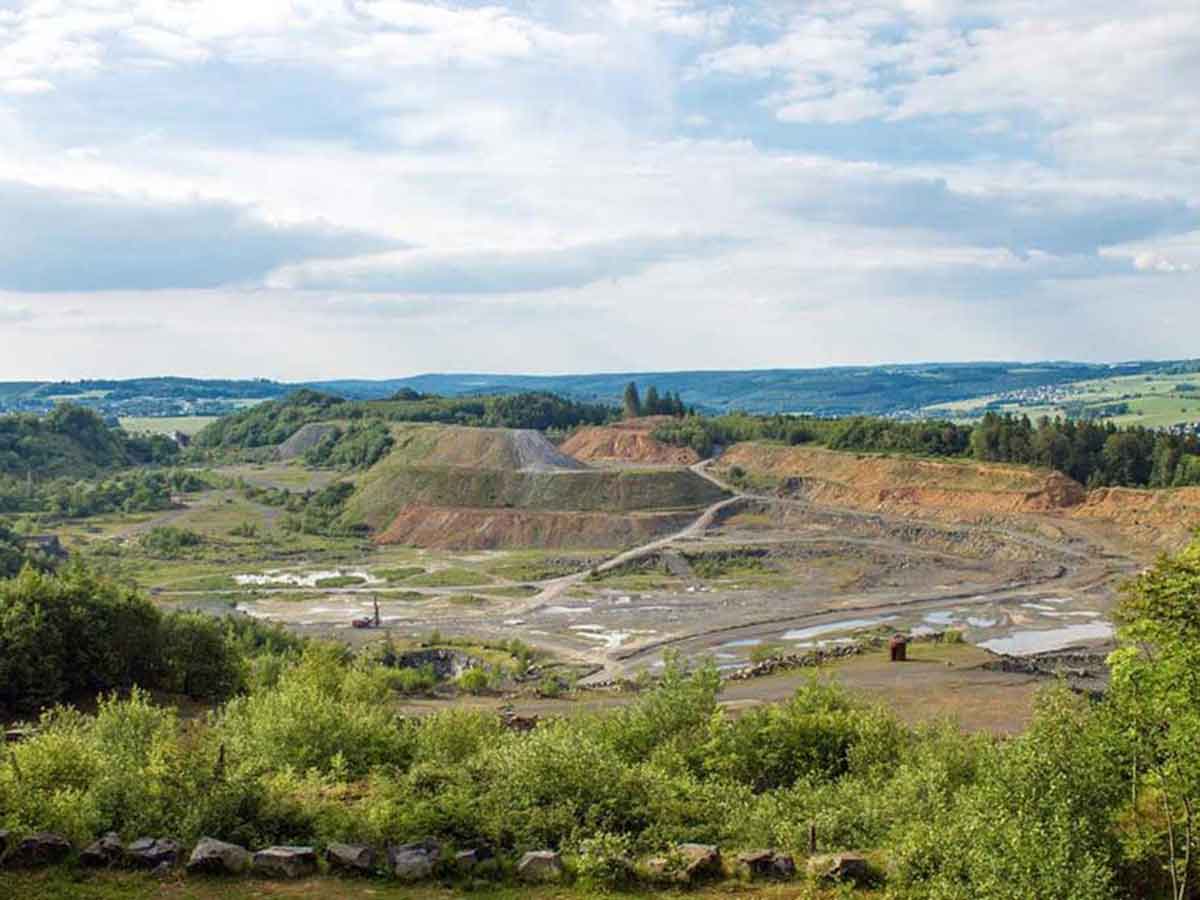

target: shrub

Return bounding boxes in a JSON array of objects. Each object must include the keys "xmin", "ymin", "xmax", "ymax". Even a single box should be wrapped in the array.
[{"xmin": 457, "ymin": 668, "xmax": 490, "ymax": 695}]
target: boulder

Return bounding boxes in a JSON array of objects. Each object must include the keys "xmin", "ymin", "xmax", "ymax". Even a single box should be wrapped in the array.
[
  {"xmin": 186, "ymin": 838, "xmax": 252, "ymax": 875},
  {"xmin": 253, "ymin": 846, "xmax": 318, "ymax": 880},
  {"xmin": 8, "ymin": 833, "xmax": 72, "ymax": 868},
  {"xmin": 80, "ymin": 833, "xmax": 124, "ymax": 868},
  {"xmin": 126, "ymin": 837, "xmax": 180, "ymax": 869},
  {"xmin": 737, "ymin": 849, "xmax": 795, "ymax": 880},
  {"xmin": 326, "ymin": 842, "xmax": 376, "ymax": 875},
  {"xmin": 387, "ymin": 839, "xmax": 440, "ymax": 882},
  {"xmin": 646, "ymin": 843, "xmax": 722, "ymax": 884},
  {"xmin": 454, "ymin": 846, "xmax": 494, "ymax": 869},
  {"xmin": 517, "ymin": 850, "xmax": 564, "ymax": 882},
  {"xmin": 807, "ymin": 853, "xmax": 870, "ymax": 885}
]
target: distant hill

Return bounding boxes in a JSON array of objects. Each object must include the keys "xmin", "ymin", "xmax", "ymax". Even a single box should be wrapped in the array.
[
  {"xmin": 4, "ymin": 360, "xmax": 1199, "ymax": 419},
  {"xmin": 310, "ymin": 361, "xmax": 1191, "ymax": 416}
]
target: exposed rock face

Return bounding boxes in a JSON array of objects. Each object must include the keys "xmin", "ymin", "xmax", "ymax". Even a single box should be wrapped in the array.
[
  {"xmin": 126, "ymin": 837, "xmax": 180, "ymax": 869},
  {"xmin": 517, "ymin": 850, "xmax": 564, "ymax": 882},
  {"xmin": 737, "ymin": 849, "xmax": 795, "ymax": 880},
  {"xmin": 807, "ymin": 853, "xmax": 871, "ymax": 885},
  {"xmin": 80, "ymin": 833, "xmax": 124, "ymax": 868},
  {"xmin": 253, "ymin": 846, "xmax": 318, "ymax": 879},
  {"xmin": 326, "ymin": 842, "xmax": 376, "ymax": 875},
  {"xmin": 186, "ymin": 838, "xmax": 252, "ymax": 875},
  {"xmin": 388, "ymin": 839, "xmax": 440, "ymax": 882},
  {"xmin": 8, "ymin": 833, "xmax": 72, "ymax": 867},
  {"xmin": 393, "ymin": 649, "xmax": 479, "ymax": 680},
  {"xmin": 646, "ymin": 843, "xmax": 722, "ymax": 883}
]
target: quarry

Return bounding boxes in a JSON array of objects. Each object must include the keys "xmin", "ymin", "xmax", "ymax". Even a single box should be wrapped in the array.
[{"xmin": 119, "ymin": 415, "xmax": 1196, "ymax": 728}]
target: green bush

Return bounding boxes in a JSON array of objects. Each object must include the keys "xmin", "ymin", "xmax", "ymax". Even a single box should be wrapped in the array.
[{"xmin": 457, "ymin": 668, "xmax": 490, "ymax": 695}]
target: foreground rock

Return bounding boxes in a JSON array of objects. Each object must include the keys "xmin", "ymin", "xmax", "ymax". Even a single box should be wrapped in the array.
[
  {"xmin": 186, "ymin": 838, "xmax": 252, "ymax": 875},
  {"xmin": 326, "ymin": 842, "xmax": 376, "ymax": 875},
  {"xmin": 738, "ymin": 849, "xmax": 795, "ymax": 880},
  {"xmin": 454, "ymin": 846, "xmax": 495, "ymax": 870},
  {"xmin": 253, "ymin": 846, "xmax": 318, "ymax": 879},
  {"xmin": 517, "ymin": 850, "xmax": 564, "ymax": 882},
  {"xmin": 80, "ymin": 833, "xmax": 124, "ymax": 868},
  {"xmin": 807, "ymin": 852, "xmax": 871, "ymax": 885},
  {"xmin": 7, "ymin": 833, "xmax": 72, "ymax": 867},
  {"xmin": 388, "ymin": 839, "xmax": 441, "ymax": 881},
  {"xmin": 646, "ymin": 843, "xmax": 722, "ymax": 884},
  {"xmin": 126, "ymin": 837, "xmax": 180, "ymax": 869}
]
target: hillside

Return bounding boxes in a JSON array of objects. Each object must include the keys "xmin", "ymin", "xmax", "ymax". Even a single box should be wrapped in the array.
[
  {"xmin": 9, "ymin": 359, "xmax": 1200, "ymax": 419},
  {"xmin": 717, "ymin": 441, "xmax": 1200, "ymax": 551},
  {"xmin": 718, "ymin": 442, "xmax": 1086, "ymax": 513},
  {"xmin": 0, "ymin": 404, "xmax": 178, "ymax": 479},
  {"xmin": 338, "ymin": 424, "xmax": 728, "ymax": 547}
]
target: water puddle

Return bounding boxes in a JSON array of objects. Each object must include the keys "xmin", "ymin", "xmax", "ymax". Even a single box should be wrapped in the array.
[
  {"xmin": 782, "ymin": 615, "xmax": 898, "ymax": 642},
  {"xmin": 978, "ymin": 622, "xmax": 1113, "ymax": 655}
]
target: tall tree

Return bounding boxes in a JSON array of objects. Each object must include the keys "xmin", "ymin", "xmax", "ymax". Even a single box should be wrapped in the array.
[
  {"xmin": 644, "ymin": 386, "xmax": 661, "ymax": 416},
  {"xmin": 622, "ymin": 382, "xmax": 642, "ymax": 419}
]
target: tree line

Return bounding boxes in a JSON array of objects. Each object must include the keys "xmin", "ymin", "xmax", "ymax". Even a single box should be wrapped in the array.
[
  {"xmin": 196, "ymin": 389, "xmax": 616, "ymax": 452},
  {"xmin": 621, "ymin": 382, "xmax": 688, "ymax": 419},
  {"xmin": 652, "ymin": 409, "xmax": 1200, "ymax": 489}
]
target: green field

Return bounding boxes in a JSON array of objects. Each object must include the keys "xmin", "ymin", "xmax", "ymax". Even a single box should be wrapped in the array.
[{"xmin": 926, "ymin": 371, "xmax": 1200, "ymax": 428}]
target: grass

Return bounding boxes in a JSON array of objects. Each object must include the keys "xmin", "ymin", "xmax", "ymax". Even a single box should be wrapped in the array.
[
  {"xmin": 926, "ymin": 371, "xmax": 1200, "ymax": 428},
  {"xmin": 486, "ymin": 555, "xmax": 598, "ymax": 582},
  {"xmin": 0, "ymin": 871, "xmax": 863, "ymax": 899},
  {"xmin": 480, "ymin": 585, "xmax": 541, "ymax": 599},
  {"xmin": 375, "ymin": 566, "xmax": 427, "ymax": 582},
  {"xmin": 407, "ymin": 567, "xmax": 494, "ymax": 587},
  {"xmin": 447, "ymin": 593, "xmax": 490, "ymax": 606},
  {"xmin": 314, "ymin": 575, "xmax": 367, "ymax": 588}
]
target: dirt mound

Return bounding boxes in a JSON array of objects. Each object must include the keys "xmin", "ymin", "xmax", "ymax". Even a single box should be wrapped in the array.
[
  {"xmin": 561, "ymin": 425, "xmax": 699, "ymax": 465},
  {"xmin": 375, "ymin": 505, "xmax": 696, "ymax": 550},
  {"xmin": 719, "ymin": 443, "xmax": 1086, "ymax": 518},
  {"xmin": 387, "ymin": 424, "xmax": 586, "ymax": 472},
  {"xmin": 275, "ymin": 423, "xmax": 339, "ymax": 461}
]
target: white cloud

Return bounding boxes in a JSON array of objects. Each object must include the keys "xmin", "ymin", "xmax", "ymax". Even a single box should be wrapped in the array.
[{"xmin": 0, "ymin": 0, "xmax": 1196, "ymax": 377}]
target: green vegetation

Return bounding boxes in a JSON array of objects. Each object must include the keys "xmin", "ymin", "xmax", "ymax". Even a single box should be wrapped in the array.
[
  {"xmin": 301, "ymin": 420, "xmax": 395, "ymax": 470},
  {"xmin": 0, "ymin": 567, "xmax": 299, "ymax": 714},
  {"xmin": 684, "ymin": 548, "xmax": 773, "ymax": 579},
  {"xmin": 406, "ymin": 567, "xmax": 493, "ymax": 587},
  {"xmin": 195, "ymin": 389, "xmax": 614, "ymax": 452},
  {"xmin": 0, "ymin": 404, "xmax": 179, "ymax": 479},
  {"xmin": 314, "ymin": 575, "xmax": 366, "ymax": 589},
  {"xmin": 375, "ymin": 566, "xmax": 426, "ymax": 582}
]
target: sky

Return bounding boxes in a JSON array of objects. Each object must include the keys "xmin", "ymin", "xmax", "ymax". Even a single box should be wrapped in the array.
[{"xmin": 0, "ymin": 0, "xmax": 1197, "ymax": 380}]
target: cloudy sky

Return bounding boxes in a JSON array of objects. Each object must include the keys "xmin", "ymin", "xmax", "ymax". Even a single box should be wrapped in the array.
[{"xmin": 0, "ymin": 0, "xmax": 1197, "ymax": 380}]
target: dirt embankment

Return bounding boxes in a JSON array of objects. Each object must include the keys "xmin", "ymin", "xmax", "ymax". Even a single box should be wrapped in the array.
[
  {"xmin": 1073, "ymin": 486, "xmax": 1200, "ymax": 549},
  {"xmin": 719, "ymin": 442, "xmax": 1200, "ymax": 552},
  {"xmin": 561, "ymin": 423, "xmax": 699, "ymax": 466},
  {"xmin": 720, "ymin": 444, "xmax": 1085, "ymax": 516},
  {"xmin": 374, "ymin": 505, "xmax": 696, "ymax": 550}
]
